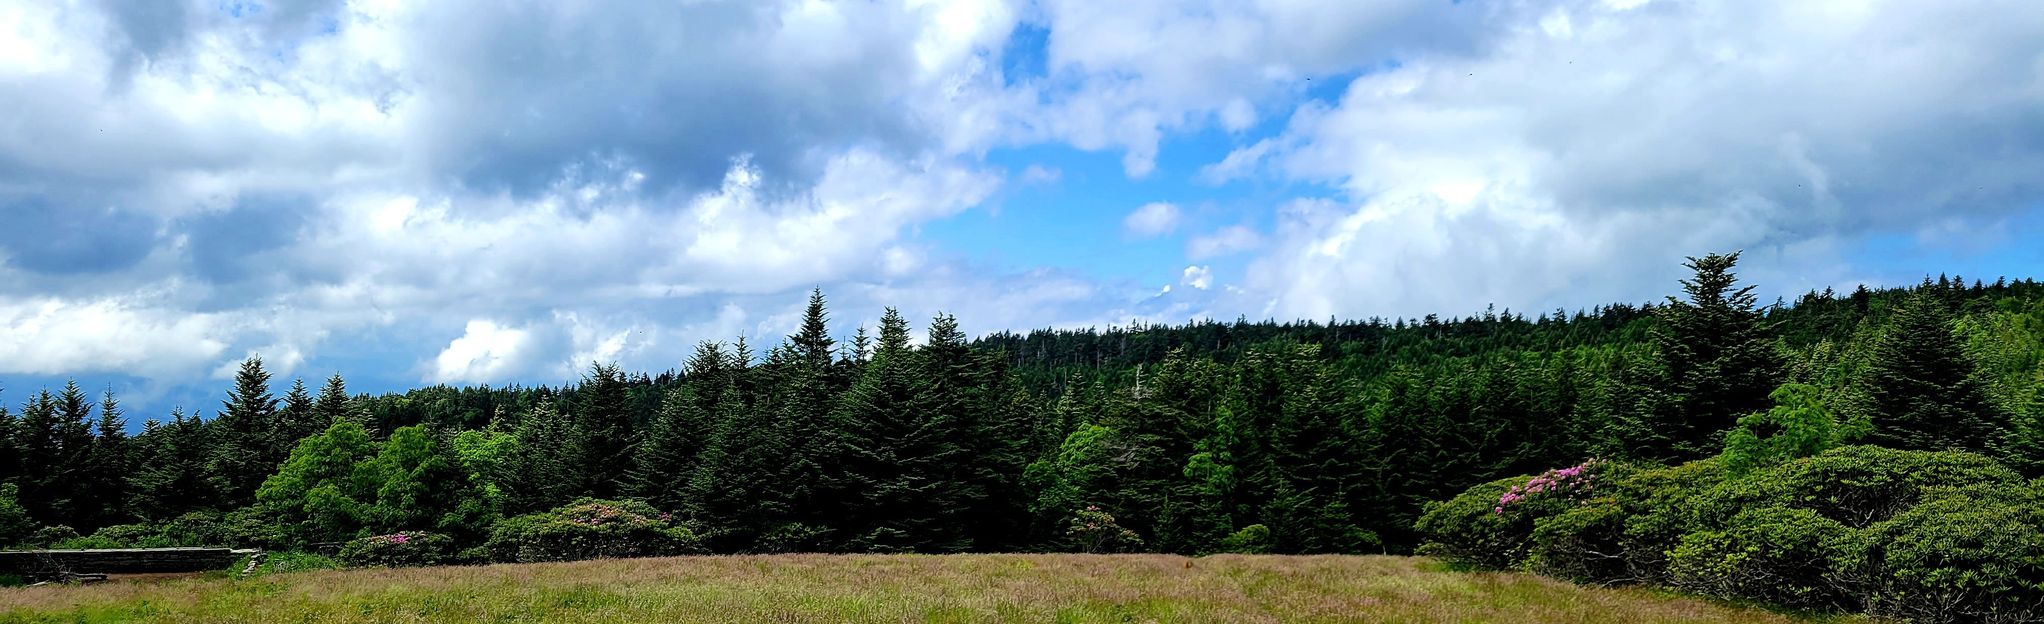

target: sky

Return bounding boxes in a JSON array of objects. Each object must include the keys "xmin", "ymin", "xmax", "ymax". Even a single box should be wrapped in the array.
[{"xmin": 3, "ymin": 0, "xmax": 2044, "ymax": 420}]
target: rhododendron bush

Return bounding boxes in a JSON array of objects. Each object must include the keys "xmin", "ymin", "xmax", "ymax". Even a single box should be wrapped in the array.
[
  {"xmin": 484, "ymin": 498, "xmax": 699, "ymax": 563},
  {"xmin": 1418, "ymin": 446, "xmax": 2044, "ymax": 622}
]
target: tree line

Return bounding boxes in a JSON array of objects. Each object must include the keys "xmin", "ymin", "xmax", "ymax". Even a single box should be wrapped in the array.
[{"xmin": 3, "ymin": 252, "xmax": 2042, "ymax": 557}]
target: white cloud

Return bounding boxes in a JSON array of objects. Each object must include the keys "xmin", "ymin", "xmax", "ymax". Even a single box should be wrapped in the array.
[
  {"xmin": 429, "ymin": 320, "xmax": 535, "ymax": 384},
  {"xmin": 1123, "ymin": 202, "xmax": 1182, "ymax": 237},
  {"xmin": 1181, "ymin": 265, "xmax": 1213, "ymax": 290},
  {"xmin": 1229, "ymin": 0, "xmax": 2044, "ymax": 318},
  {"xmin": 0, "ymin": 293, "xmax": 230, "ymax": 378},
  {"xmin": 1188, "ymin": 225, "xmax": 1264, "ymax": 260}
]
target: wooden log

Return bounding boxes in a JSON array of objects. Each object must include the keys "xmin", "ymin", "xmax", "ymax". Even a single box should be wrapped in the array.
[{"xmin": 0, "ymin": 548, "xmax": 240, "ymax": 575}]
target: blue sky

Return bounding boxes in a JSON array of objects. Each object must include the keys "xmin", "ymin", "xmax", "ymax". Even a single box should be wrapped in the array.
[{"xmin": 3, "ymin": 0, "xmax": 2044, "ymax": 423}]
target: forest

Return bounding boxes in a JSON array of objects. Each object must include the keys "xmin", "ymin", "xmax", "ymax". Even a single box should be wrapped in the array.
[{"xmin": 3, "ymin": 253, "xmax": 2043, "ymax": 618}]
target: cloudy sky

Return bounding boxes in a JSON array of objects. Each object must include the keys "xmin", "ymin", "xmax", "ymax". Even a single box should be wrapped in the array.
[{"xmin": 4, "ymin": 0, "xmax": 2043, "ymax": 416}]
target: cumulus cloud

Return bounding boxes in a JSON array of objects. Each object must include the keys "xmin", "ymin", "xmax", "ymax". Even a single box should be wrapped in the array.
[
  {"xmin": 1123, "ymin": 202, "xmax": 1182, "ymax": 237},
  {"xmin": 430, "ymin": 320, "xmax": 537, "ymax": 385},
  {"xmin": 1227, "ymin": 0, "xmax": 2044, "ymax": 318},
  {"xmin": 1181, "ymin": 265, "xmax": 1213, "ymax": 290}
]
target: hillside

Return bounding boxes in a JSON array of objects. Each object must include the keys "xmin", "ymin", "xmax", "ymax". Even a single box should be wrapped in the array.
[{"xmin": 0, "ymin": 554, "xmax": 1833, "ymax": 623}]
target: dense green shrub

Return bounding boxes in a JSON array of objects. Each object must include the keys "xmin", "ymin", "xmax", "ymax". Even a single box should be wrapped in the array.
[
  {"xmin": 1667, "ymin": 506, "xmax": 1854, "ymax": 610},
  {"xmin": 337, "ymin": 531, "xmax": 454, "ymax": 567},
  {"xmin": 1846, "ymin": 486, "xmax": 2044, "ymax": 624},
  {"xmin": 1696, "ymin": 446, "xmax": 2021, "ymax": 529},
  {"xmin": 1219, "ymin": 524, "xmax": 1272, "ymax": 554},
  {"xmin": 0, "ymin": 485, "xmax": 33, "ymax": 548},
  {"xmin": 1607, "ymin": 459, "xmax": 1726, "ymax": 582},
  {"xmin": 1418, "ymin": 460, "xmax": 1613, "ymax": 571},
  {"xmin": 484, "ymin": 499, "xmax": 697, "ymax": 563},
  {"xmin": 235, "ymin": 551, "xmax": 343, "ymax": 577},
  {"xmin": 1528, "ymin": 498, "xmax": 1630, "ymax": 584}
]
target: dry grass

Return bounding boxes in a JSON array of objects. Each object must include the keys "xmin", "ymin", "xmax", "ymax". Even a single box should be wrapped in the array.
[{"xmin": 0, "ymin": 554, "xmax": 1837, "ymax": 623}]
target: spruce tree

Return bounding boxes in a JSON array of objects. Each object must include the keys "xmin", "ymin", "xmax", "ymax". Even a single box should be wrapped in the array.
[
  {"xmin": 313, "ymin": 373, "xmax": 362, "ymax": 431},
  {"xmin": 0, "ymin": 394, "xmax": 17, "ymax": 490},
  {"xmin": 1864, "ymin": 293, "xmax": 2003, "ymax": 452},
  {"xmin": 210, "ymin": 357, "xmax": 281, "ymax": 506},
  {"xmin": 1641, "ymin": 252, "xmax": 1785, "ymax": 460},
  {"xmin": 627, "ymin": 386, "xmax": 710, "ymax": 510},
  {"xmin": 570, "ymin": 363, "xmax": 635, "ymax": 497},
  {"xmin": 274, "ymin": 378, "xmax": 323, "ymax": 455},
  {"xmin": 130, "ymin": 408, "xmax": 218, "ymax": 519},
  {"xmin": 79, "ymin": 389, "xmax": 133, "ymax": 530},
  {"xmin": 499, "ymin": 400, "xmax": 582, "ymax": 514},
  {"xmin": 686, "ymin": 352, "xmax": 796, "ymax": 552}
]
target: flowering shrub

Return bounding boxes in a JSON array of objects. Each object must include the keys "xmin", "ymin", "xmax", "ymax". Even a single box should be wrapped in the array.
[
  {"xmin": 1496, "ymin": 459, "xmax": 1605, "ymax": 515},
  {"xmin": 1067, "ymin": 505, "xmax": 1142, "ymax": 553},
  {"xmin": 337, "ymin": 531, "xmax": 453, "ymax": 567},
  {"xmin": 484, "ymin": 498, "xmax": 698, "ymax": 563}
]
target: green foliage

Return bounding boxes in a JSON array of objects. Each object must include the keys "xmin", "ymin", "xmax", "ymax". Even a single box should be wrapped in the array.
[
  {"xmin": 233, "ymin": 551, "xmax": 342, "ymax": 578},
  {"xmin": 1846, "ymin": 485, "xmax": 2044, "ymax": 624},
  {"xmin": 1694, "ymin": 445, "xmax": 2022, "ymax": 529},
  {"xmin": 1719, "ymin": 383, "xmax": 1847, "ymax": 476},
  {"xmin": 337, "ymin": 531, "xmax": 455, "ymax": 567},
  {"xmin": 257, "ymin": 421, "xmax": 378, "ymax": 544},
  {"xmin": 1414, "ymin": 476, "xmax": 1545, "ymax": 570},
  {"xmin": 1642, "ymin": 252, "xmax": 1786, "ymax": 461},
  {"xmin": 1864, "ymin": 293, "xmax": 2005, "ymax": 453},
  {"xmin": 1218, "ymin": 524, "xmax": 1271, "ymax": 554},
  {"xmin": 484, "ymin": 499, "xmax": 698, "ymax": 563},
  {"xmin": 1667, "ymin": 506, "xmax": 1854, "ymax": 610},
  {"xmin": 1527, "ymin": 498, "xmax": 1630, "ymax": 584},
  {"xmin": 0, "ymin": 484, "xmax": 33, "ymax": 547},
  {"xmin": 1065, "ymin": 505, "xmax": 1142, "ymax": 554}
]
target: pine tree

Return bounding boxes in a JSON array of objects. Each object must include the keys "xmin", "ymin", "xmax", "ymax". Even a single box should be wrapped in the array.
[
  {"xmin": 79, "ymin": 389, "xmax": 134, "ymax": 530},
  {"xmin": 274, "ymin": 378, "xmax": 323, "ymax": 456},
  {"xmin": 15, "ymin": 384, "xmax": 95, "ymax": 527},
  {"xmin": 210, "ymin": 357, "xmax": 281, "ymax": 506},
  {"xmin": 499, "ymin": 401, "xmax": 582, "ymax": 514},
  {"xmin": 1864, "ymin": 293, "xmax": 2004, "ymax": 453},
  {"xmin": 1641, "ymin": 252, "xmax": 1785, "ymax": 460},
  {"xmin": 627, "ymin": 386, "xmax": 710, "ymax": 510},
  {"xmin": 0, "ymin": 392, "xmax": 18, "ymax": 489},
  {"xmin": 313, "ymin": 373, "xmax": 362, "ymax": 430},
  {"xmin": 686, "ymin": 355, "xmax": 796, "ymax": 552},
  {"xmin": 130, "ymin": 408, "xmax": 218, "ymax": 519},
  {"xmin": 571, "ymin": 363, "xmax": 635, "ymax": 497}
]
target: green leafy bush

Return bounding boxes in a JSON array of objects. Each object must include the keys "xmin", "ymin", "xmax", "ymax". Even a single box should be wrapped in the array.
[
  {"xmin": 337, "ymin": 531, "xmax": 454, "ymax": 567},
  {"xmin": 1667, "ymin": 506, "xmax": 1854, "ymax": 610},
  {"xmin": 484, "ymin": 499, "xmax": 697, "ymax": 563},
  {"xmin": 1695, "ymin": 446, "xmax": 2021, "ymax": 529},
  {"xmin": 234, "ymin": 551, "xmax": 343, "ymax": 578},
  {"xmin": 1218, "ymin": 524, "xmax": 1271, "ymax": 554},
  {"xmin": 1846, "ymin": 485, "xmax": 2044, "ymax": 624},
  {"xmin": 1414, "ymin": 476, "xmax": 1543, "ymax": 570},
  {"xmin": 1528, "ymin": 498, "xmax": 1630, "ymax": 584}
]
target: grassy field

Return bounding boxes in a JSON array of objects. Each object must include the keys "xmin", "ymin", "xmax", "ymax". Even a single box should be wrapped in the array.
[{"xmin": 0, "ymin": 554, "xmax": 1837, "ymax": 623}]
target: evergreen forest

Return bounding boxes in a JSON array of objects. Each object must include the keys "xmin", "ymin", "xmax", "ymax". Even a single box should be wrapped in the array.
[{"xmin": 5, "ymin": 252, "xmax": 2044, "ymax": 618}]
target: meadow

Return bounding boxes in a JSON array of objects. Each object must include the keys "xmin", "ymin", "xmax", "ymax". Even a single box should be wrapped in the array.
[{"xmin": 0, "ymin": 554, "xmax": 1837, "ymax": 623}]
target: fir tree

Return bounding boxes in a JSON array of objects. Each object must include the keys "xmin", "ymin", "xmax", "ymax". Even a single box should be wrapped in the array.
[
  {"xmin": 314, "ymin": 373, "xmax": 361, "ymax": 430},
  {"xmin": 571, "ymin": 363, "xmax": 635, "ymax": 497},
  {"xmin": 129, "ymin": 408, "xmax": 218, "ymax": 519},
  {"xmin": 1640, "ymin": 252, "xmax": 1785, "ymax": 460},
  {"xmin": 79, "ymin": 388, "xmax": 133, "ymax": 530},
  {"xmin": 1864, "ymin": 293, "xmax": 2004, "ymax": 452},
  {"xmin": 274, "ymin": 378, "xmax": 324, "ymax": 456},
  {"xmin": 499, "ymin": 400, "xmax": 582, "ymax": 514},
  {"xmin": 210, "ymin": 357, "xmax": 281, "ymax": 506}
]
